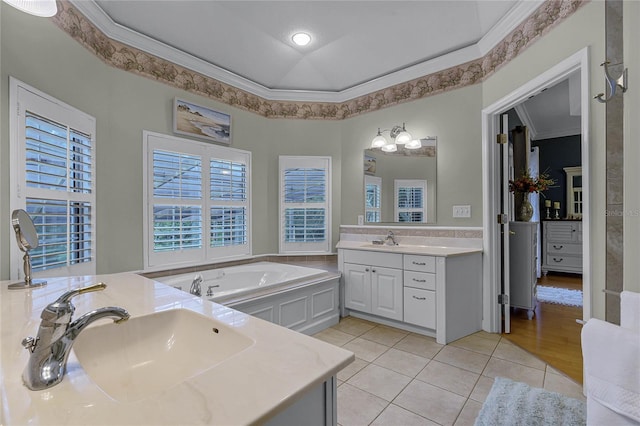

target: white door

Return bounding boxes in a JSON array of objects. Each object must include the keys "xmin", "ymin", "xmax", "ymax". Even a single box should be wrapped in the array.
[
  {"xmin": 344, "ymin": 263, "xmax": 371, "ymax": 313},
  {"xmin": 371, "ymin": 266, "xmax": 403, "ymax": 320},
  {"xmin": 500, "ymin": 113, "xmax": 512, "ymax": 334}
]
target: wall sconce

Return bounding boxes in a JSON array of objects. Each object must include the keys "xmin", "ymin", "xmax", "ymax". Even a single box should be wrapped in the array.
[
  {"xmin": 370, "ymin": 123, "xmax": 421, "ymax": 152},
  {"xmin": 2, "ymin": 0, "xmax": 57, "ymax": 17}
]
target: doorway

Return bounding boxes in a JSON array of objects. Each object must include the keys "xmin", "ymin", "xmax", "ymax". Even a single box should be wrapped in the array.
[{"xmin": 481, "ymin": 48, "xmax": 591, "ymax": 358}]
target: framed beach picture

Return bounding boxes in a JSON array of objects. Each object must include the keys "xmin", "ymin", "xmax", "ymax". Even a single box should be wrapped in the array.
[{"xmin": 173, "ymin": 98, "xmax": 231, "ymax": 145}]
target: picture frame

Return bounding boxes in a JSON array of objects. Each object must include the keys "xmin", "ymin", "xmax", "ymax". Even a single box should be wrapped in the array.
[
  {"xmin": 173, "ymin": 98, "xmax": 231, "ymax": 145},
  {"xmin": 364, "ymin": 154, "xmax": 376, "ymax": 175}
]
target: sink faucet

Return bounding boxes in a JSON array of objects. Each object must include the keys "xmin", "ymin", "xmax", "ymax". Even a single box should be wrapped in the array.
[
  {"xmin": 385, "ymin": 230, "xmax": 398, "ymax": 246},
  {"xmin": 190, "ymin": 274, "xmax": 203, "ymax": 297},
  {"xmin": 21, "ymin": 282, "xmax": 129, "ymax": 390}
]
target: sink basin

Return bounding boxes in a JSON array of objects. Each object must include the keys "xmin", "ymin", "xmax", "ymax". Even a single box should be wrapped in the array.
[{"xmin": 73, "ymin": 308, "xmax": 254, "ymax": 402}]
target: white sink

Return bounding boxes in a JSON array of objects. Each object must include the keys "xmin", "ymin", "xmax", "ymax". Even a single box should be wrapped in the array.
[{"xmin": 73, "ymin": 308, "xmax": 254, "ymax": 402}]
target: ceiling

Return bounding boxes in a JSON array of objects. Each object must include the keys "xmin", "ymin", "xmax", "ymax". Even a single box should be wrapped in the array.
[{"xmin": 69, "ymin": 0, "xmax": 579, "ymax": 139}]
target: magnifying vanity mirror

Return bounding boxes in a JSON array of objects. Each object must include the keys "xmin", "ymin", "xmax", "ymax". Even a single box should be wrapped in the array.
[
  {"xmin": 9, "ymin": 209, "xmax": 47, "ymax": 290},
  {"xmin": 364, "ymin": 137, "xmax": 437, "ymax": 224}
]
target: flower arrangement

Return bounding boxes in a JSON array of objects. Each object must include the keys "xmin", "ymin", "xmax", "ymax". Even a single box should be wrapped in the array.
[{"xmin": 509, "ymin": 170, "xmax": 555, "ymax": 193}]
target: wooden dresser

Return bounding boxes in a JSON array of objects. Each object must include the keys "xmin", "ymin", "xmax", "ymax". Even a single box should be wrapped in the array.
[{"xmin": 542, "ymin": 220, "xmax": 583, "ymax": 275}]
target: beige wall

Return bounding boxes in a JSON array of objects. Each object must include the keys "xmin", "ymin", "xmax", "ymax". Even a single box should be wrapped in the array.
[{"xmin": 340, "ymin": 84, "xmax": 484, "ymax": 227}]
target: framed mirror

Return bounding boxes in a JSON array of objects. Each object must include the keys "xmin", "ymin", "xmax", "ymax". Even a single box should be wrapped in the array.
[{"xmin": 364, "ymin": 137, "xmax": 437, "ymax": 224}]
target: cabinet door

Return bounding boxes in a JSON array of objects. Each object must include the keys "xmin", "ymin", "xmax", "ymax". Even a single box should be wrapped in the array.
[
  {"xmin": 371, "ymin": 266, "xmax": 403, "ymax": 321},
  {"xmin": 344, "ymin": 263, "xmax": 371, "ymax": 313}
]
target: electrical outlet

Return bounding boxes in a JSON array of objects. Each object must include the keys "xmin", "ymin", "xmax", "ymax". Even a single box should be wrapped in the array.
[
  {"xmin": 357, "ymin": 215, "xmax": 364, "ymax": 225},
  {"xmin": 453, "ymin": 205, "xmax": 471, "ymax": 218}
]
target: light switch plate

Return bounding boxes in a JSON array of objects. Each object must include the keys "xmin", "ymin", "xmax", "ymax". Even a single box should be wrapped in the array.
[{"xmin": 453, "ymin": 205, "xmax": 471, "ymax": 218}]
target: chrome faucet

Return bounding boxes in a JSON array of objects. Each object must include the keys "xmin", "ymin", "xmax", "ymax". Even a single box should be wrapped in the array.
[
  {"xmin": 21, "ymin": 282, "xmax": 129, "ymax": 390},
  {"xmin": 190, "ymin": 274, "xmax": 203, "ymax": 297},
  {"xmin": 385, "ymin": 230, "xmax": 398, "ymax": 246}
]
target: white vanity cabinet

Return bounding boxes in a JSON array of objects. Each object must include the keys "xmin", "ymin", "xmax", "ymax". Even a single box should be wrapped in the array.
[
  {"xmin": 343, "ymin": 250, "xmax": 403, "ymax": 321},
  {"xmin": 339, "ymin": 246, "xmax": 482, "ymax": 344}
]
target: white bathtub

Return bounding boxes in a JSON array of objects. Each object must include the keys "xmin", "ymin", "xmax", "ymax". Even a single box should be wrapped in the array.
[{"xmin": 154, "ymin": 262, "xmax": 340, "ymax": 335}]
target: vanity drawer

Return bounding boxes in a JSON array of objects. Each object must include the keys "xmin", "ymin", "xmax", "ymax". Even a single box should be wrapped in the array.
[
  {"xmin": 343, "ymin": 249, "xmax": 403, "ymax": 269},
  {"xmin": 546, "ymin": 242, "xmax": 581, "ymax": 255},
  {"xmin": 403, "ymin": 255, "xmax": 436, "ymax": 273},
  {"xmin": 545, "ymin": 255, "xmax": 582, "ymax": 269},
  {"xmin": 404, "ymin": 287, "xmax": 436, "ymax": 329},
  {"xmin": 403, "ymin": 271, "xmax": 436, "ymax": 291}
]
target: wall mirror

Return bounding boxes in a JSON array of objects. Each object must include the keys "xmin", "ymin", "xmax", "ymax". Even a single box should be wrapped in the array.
[
  {"xmin": 363, "ymin": 137, "xmax": 437, "ymax": 224},
  {"xmin": 9, "ymin": 209, "xmax": 47, "ymax": 290}
]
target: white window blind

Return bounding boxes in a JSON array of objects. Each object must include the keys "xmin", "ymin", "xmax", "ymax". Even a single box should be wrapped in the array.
[
  {"xmin": 365, "ymin": 175, "xmax": 382, "ymax": 223},
  {"xmin": 279, "ymin": 156, "xmax": 331, "ymax": 253},
  {"xmin": 394, "ymin": 179, "xmax": 427, "ymax": 223},
  {"xmin": 144, "ymin": 131, "xmax": 251, "ymax": 269},
  {"xmin": 10, "ymin": 78, "xmax": 96, "ymax": 279}
]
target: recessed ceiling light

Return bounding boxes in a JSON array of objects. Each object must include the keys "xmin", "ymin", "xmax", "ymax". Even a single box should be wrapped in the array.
[{"xmin": 292, "ymin": 32, "xmax": 311, "ymax": 46}]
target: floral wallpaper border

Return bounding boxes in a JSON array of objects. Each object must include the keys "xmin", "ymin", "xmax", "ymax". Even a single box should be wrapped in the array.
[{"xmin": 52, "ymin": 0, "xmax": 587, "ymax": 120}]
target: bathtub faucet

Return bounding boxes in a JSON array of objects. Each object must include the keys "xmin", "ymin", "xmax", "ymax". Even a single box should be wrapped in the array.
[
  {"xmin": 21, "ymin": 282, "xmax": 129, "ymax": 390},
  {"xmin": 190, "ymin": 274, "xmax": 203, "ymax": 297}
]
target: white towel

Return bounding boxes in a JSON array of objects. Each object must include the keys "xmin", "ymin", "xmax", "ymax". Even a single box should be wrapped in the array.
[
  {"xmin": 582, "ymin": 318, "xmax": 640, "ymax": 423},
  {"xmin": 621, "ymin": 291, "xmax": 640, "ymax": 330}
]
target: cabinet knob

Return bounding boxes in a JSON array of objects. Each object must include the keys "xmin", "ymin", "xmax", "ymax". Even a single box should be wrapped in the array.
[
  {"xmin": 365, "ymin": 268, "xmax": 370, "ymax": 272},
  {"xmin": 372, "ymin": 269, "xmax": 376, "ymax": 273}
]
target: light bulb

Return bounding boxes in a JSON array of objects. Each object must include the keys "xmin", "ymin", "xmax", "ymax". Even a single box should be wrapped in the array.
[{"xmin": 292, "ymin": 32, "xmax": 311, "ymax": 46}]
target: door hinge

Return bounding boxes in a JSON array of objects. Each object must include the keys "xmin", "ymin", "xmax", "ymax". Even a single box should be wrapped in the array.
[
  {"xmin": 498, "ymin": 294, "xmax": 509, "ymax": 304},
  {"xmin": 496, "ymin": 133, "xmax": 507, "ymax": 144},
  {"xmin": 497, "ymin": 213, "xmax": 508, "ymax": 224}
]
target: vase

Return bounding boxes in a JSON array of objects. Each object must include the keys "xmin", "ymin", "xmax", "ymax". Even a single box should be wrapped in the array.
[{"xmin": 516, "ymin": 192, "xmax": 534, "ymax": 222}]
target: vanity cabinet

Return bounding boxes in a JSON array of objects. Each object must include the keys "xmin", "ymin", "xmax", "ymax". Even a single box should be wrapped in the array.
[
  {"xmin": 343, "ymin": 251, "xmax": 403, "ymax": 321},
  {"xmin": 542, "ymin": 220, "xmax": 583, "ymax": 274},
  {"xmin": 339, "ymin": 247, "xmax": 482, "ymax": 344}
]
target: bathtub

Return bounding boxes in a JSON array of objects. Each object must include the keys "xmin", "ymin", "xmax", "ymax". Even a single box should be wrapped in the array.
[{"xmin": 154, "ymin": 261, "xmax": 340, "ymax": 335}]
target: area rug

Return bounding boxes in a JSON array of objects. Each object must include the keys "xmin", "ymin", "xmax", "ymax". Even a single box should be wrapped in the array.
[
  {"xmin": 537, "ymin": 285, "xmax": 583, "ymax": 307},
  {"xmin": 475, "ymin": 377, "xmax": 586, "ymax": 426}
]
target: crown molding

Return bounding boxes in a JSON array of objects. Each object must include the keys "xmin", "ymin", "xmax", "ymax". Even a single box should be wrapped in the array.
[
  {"xmin": 69, "ymin": 0, "xmax": 544, "ymax": 103},
  {"xmin": 513, "ymin": 103, "xmax": 539, "ymax": 140}
]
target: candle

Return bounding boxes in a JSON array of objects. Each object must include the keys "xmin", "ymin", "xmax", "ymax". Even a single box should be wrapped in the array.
[
  {"xmin": 545, "ymin": 200, "xmax": 551, "ymax": 207},
  {"xmin": 553, "ymin": 201, "xmax": 560, "ymax": 209}
]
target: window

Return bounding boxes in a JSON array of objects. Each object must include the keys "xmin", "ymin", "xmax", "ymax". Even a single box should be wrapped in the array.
[
  {"xmin": 143, "ymin": 131, "xmax": 251, "ymax": 269},
  {"xmin": 394, "ymin": 179, "xmax": 427, "ymax": 223},
  {"xmin": 10, "ymin": 78, "xmax": 96, "ymax": 278},
  {"xmin": 364, "ymin": 175, "xmax": 382, "ymax": 223},
  {"xmin": 279, "ymin": 156, "xmax": 331, "ymax": 253}
]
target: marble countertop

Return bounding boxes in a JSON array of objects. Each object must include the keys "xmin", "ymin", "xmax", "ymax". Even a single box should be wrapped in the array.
[
  {"xmin": 335, "ymin": 240, "xmax": 483, "ymax": 257},
  {"xmin": 1, "ymin": 273, "xmax": 353, "ymax": 425}
]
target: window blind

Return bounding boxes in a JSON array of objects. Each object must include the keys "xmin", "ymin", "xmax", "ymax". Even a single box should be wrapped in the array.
[{"xmin": 395, "ymin": 180, "xmax": 427, "ymax": 223}]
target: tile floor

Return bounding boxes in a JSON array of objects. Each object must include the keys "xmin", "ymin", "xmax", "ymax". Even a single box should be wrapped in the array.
[{"xmin": 313, "ymin": 317, "xmax": 585, "ymax": 426}]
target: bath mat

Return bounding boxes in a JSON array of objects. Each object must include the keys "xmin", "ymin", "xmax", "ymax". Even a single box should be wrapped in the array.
[
  {"xmin": 475, "ymin": 377, "xmax": 586, "ymax": 426},
  {"xmin": 537, "ymin": 285, "xmax": 583, "ymax": 307}
]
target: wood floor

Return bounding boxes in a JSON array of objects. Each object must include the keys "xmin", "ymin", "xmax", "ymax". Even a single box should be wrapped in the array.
[{"xmin": 503, "ymin": 273, "xmax": 584, "ymax": 383}]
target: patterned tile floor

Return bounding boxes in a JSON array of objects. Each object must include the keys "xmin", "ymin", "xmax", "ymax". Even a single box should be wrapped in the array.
[{"xmin": 313, "ymin": 317, "xmax": 585, "ymax": 426}]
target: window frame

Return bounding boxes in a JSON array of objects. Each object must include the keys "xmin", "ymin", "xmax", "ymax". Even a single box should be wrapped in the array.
[
  {"xmin": 394, "ymin": 179, "xmax": 428, "ymax": 223},
  {"xmin": 279, "ymin": 156, "xmax": 332, "ymax": 254},
  {"xmin": 9, "ymin": 77, "xmax": 97, "ymax": 279},
  {"xmin": 364, "ymin": 175, "xmax": 382, "ymax": 223},
  {"xmin": 143, "ymin": 131, "xmax": 252, "ymax": 271}
]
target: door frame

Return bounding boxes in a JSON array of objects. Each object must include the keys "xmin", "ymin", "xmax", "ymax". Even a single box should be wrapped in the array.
[{"xmin": 481, "ymin": 47, "xmax": 591, "ymax": 333}]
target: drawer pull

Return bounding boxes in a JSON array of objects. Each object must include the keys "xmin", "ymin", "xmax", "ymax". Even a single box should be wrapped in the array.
[
  {"xmin": 412, "ymin": 261, "xmax": 426, "ymax": 266},
  {"xmin": 553, "ymin": 245, "xmax": 564, "ymax": 250},
  {"xmin": 553, "ymin": 258, "xmax": 564, "ymax": 263},
  {"xmin": 412, "ymin": 278, "xmax": 426, "ymax": 283},
  {"xmin": 412, "ymin": 296, "xmax": 426, "ymax": 300}
]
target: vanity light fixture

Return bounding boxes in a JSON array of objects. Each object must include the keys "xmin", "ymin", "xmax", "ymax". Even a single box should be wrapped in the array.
[
  {"xmin": 2, "ymin": 0, "xmax": 57, "ymax": 17},
  {"xmin": 370, "ymin": 123, "xmax": 420, "ymax": 150}
]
